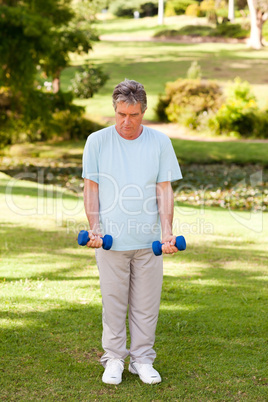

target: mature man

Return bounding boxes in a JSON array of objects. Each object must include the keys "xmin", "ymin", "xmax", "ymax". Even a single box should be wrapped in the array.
[{"xmin": 82, "ymin": 79, "xmax": 182, "ymax": 385}]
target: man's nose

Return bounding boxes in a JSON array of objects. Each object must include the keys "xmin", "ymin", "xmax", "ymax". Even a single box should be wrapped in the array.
[{"xmin": 124, "ymin": 115, "xmax": 131, "ymax": 124}]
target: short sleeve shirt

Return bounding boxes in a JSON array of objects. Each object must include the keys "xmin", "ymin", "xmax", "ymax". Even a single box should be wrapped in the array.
[{"xmin": 82, "ymin": 125, "xmax": 182, "ymax": 251}]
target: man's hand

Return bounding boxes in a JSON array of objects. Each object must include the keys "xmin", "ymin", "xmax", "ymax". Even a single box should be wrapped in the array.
[
  {"xmin": 161, "ymin": 234, "xmax": 178, "ymax": 255},
  {"xmin": 86, "ymin": 230, "xmax": 103, "ymax": 249}
]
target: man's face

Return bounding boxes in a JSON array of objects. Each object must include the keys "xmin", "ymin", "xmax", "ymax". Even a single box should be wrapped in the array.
[{"xmin": 115, "ymin": 102, "xmax": 146, "ymax": 140}]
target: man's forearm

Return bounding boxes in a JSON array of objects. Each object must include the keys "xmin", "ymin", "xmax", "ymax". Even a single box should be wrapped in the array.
[
  {"xmin": 84, "ymin": 178, "xmax": 101, "ymax": 234},
  {"xmin": 156, "ymin": 181, "xmax": 174, "ymax": 238}
]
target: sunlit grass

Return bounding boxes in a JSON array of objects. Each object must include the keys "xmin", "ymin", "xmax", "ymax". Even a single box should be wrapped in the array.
[
  {"xmin": 0, "ymin": 171, "xmax": 268, "ymax": 399},
  {"xmin": 62, "ymin": 37, "xmax": 268, "ymax": 122}
]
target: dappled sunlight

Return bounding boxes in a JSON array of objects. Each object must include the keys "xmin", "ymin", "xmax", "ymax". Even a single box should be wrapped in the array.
[{"xmin": 160, "ymin": 304, "xmax": 199, "ymax": 312}]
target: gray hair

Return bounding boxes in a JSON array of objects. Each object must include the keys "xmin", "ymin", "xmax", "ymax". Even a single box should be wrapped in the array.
[{"xmin": 112, "ymin": 79, "xmax": 147, "ymax": 113}]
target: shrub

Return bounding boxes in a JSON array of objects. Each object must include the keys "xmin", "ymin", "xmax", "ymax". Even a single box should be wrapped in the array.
[
  {"xmin": 154, "ymin": 25, "xmax": 213, "ymax": 37},
  {"xmin": 165, "ymin": 1, "xmax": 176, "ymax": 16},
  {"xmin": 109, "ymin": 0, "xmax": 158, "ymax": 18},
  {"xmin": 208, "ymin": 78, "xmax": 268, "ymax": 138},
  {"xmin": 165, "ymin": 0, "xmax": 197, "ymax": 16},
  {"xmin": 140, "ymin": 2, "xmax": 158, "ymax": 17},
  {"xmin": 210, "ymin": 23, "xmax": 249, "ymax": 38},
  {"xmin": 200, "ymin": 0, "xmax": 215, "ymax": 12},
  {"xmin": 52, "ymin": 110, "xmax": 104, "ymax": 140},
  {"xmin": 69, "ymin": 64, "xmax": 109, "ymax": 99},
  {"xmin": 156, "ymin": 78, "xmax": 223, "ymax": 128},
  {"xmin": 0, "ymin": 87, "xmax": 94, "ymax": 147},
  {"xmin": 109, "ymin": 0, "xmax": 136, "ymax": 17},
  {"xmin": 185, "ymin": 3, "xmax": 205, "ymax": 17}
]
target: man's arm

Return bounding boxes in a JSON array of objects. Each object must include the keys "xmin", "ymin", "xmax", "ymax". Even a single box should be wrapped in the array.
[
  {"xmin": 156, "ymin": 181, "xmax": 178, "ymax": 254},
  {"xmin": 83, "ymin": 178, "xmax": 102, "ymax": 248}
]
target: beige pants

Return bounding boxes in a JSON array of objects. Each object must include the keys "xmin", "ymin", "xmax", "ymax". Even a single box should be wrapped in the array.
[{"xmin": 95, "ymin": 248, "xmax": 163, "ymax": 366}]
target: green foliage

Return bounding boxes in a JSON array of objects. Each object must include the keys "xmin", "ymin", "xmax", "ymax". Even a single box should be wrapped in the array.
[
  {"xmin": 0, "ymin": 88, "xmax": 89, "ymax": 146},
  {"xmin": 155, "ymin": 23, "xmax": 249, "ymax": 39},
  {"xmin": 165, "ymin": 0, "xmax": 197, "ymax": 16},
  {"xmin": 209, "ymin": 78, "xmax": 268, "ymax": 138},
  {"xmin": 0, "ymin": 5, "xmax": 52, "ymax": 89},
  {"xmin": 109, "ymin": 0, "xmax": 137, "ymax": 17},
  {"xmin": 155, "ymin": 25, "xmax": 214, "ymax": 37},
  {"xmin": 210, "ymin": 23, "xmax": 249, "ymax": 39},
  {"xmin": 52, "ymin": 110, "xmax": 104, "ymax": 140},
  {"xmin": 0, "ymin": 1, "xmax": 101, "ymax": 146},
  {"xmin": 69, "ymin": 64, "xmax": 109, "ymax": 99},
  {"xmin": 156, "ymin": 78, "xmax": 223, "ymax": 128},
  {"xmin": 109, "ymin": 0, "xmax": 158, "ymax": 18},
  {"xmin": 0, "ymin": 1, "xmax": 97, "ymax": 90},
  {"xmin": 185, "ymin": 3, "xmax": 206, "ymax": 17},
  {"xmin": 263, "ymin": 19, "xmax": 268, "ymax": 41}
]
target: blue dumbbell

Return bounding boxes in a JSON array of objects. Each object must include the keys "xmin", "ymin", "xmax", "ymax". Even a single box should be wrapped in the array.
[
  {"xmin": 78, "ymin": 230, "xmax": 113, "ymax": 250},
  {"xmin": 152, "ymin": 235, "xmax": 186, "ymax": 256}
]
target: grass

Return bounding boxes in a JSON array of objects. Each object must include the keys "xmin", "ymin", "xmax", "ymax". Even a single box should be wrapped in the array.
[
  {"xmin": 1, "ymin": 136, "xmax": 268, "ymax": 167},
  {"xmin": 1, "ymin": 171, "xmax": 268, "ymax": 400},
  {"xmin": 62, "ymin": 34, "xmax": 268, "ymax": 122},
  {"xmin": 93, "ymin": 15, "xmax": 209, "ymax": 38}
]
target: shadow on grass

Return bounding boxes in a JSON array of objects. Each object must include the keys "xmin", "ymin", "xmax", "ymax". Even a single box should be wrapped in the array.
[{"xmin": 0, "ymin": 269, "xmax": 267, "ymax": 400}]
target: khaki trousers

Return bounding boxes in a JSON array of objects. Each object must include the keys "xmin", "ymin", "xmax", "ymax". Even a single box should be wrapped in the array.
[{"xmin": 95, "ymin": 248, "xmax": 163, "ymax": 366}]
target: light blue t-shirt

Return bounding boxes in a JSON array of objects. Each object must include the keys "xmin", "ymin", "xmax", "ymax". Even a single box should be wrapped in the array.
[{"xmin": 82, "ymin": 125, "xmax": 182, "ymax": 251}]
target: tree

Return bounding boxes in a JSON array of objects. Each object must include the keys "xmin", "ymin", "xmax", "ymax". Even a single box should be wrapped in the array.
[
  {"xmin": 247, "ymin": 0, "xmax": 268, "ymax": 49},
  {"xmin": 158, "ymin": 0, "xmax": 164, "ymax": 25},
  {"xmin": 228, "ymin": 0, "xmax": 235, "ymax": 21},
  {"xmin": 0, "ymin": 0, "xmax": 97, "ymax": 92}
]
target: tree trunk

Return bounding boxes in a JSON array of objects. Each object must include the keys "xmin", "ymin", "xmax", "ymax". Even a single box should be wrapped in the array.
[
  {"xmin": 228, "ymin": 0, "xmax": 235, "ymax": 21},
  {"xmin": 52, "ymin": 69, "xmax": 61, "ymax": 93},
  {"xmin": 158, "ymin": 0, "xmax": 164, "ymax": 25},
  {"xmin": 247, "ymin": 0, "xmax": 263, "ymax": 49}
]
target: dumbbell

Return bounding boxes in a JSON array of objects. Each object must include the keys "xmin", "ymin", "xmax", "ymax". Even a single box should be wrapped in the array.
[
  {"xmin": 152, "ymin": 235, "xmax": 186, "ymax": 256},
  {"xmin": 77, "ymin": 230, "xmax": 113, "ymax": 250}
]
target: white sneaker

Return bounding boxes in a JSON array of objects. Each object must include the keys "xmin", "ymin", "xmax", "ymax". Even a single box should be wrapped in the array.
[
  {"xmin": 129, "ymin": 362, "xmax": 161, "ymax": 384},
  {"xmin": 102, "ymin": 359, "xmax": 124, "ymax": 385}
]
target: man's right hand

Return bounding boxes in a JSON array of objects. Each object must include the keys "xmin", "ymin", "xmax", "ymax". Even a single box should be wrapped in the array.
[{"xmin": 86, "ymin": 230, "xmax": 103, "ymax": 249}]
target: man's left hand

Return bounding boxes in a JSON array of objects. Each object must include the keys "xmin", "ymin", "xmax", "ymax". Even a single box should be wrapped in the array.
[{"xmin": 161, "ymin": 234, "xmax": 178, "ymax": 255}]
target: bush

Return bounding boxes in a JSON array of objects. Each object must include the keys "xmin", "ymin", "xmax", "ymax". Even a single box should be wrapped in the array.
[
  {"xmin": 200, "ymin": 0, "xmax": 216, "ymax": 12},
  {"xmin": 109, "ymin": 0, "xmax": 158, "ymax": 18},
  {"xmin": 0, "ymin": 87, "xmax": 95, "ymax": 147},
  {"xmin": 185, "ymin": 3, "xmax": 206, "ymax": 17},
  {"xmin": 52, "ymin": 110, "xmax": 104, "ymax": 140},
  {"xmin": 109, "ymin": 0, "xmax": 136, "ymax": 17},
  {"xmin": 208, "ymin": 78, "xmax": 268, "ymax": 138},
  {"xmin": 165, "ymin": 0, "xmax": 197, "ymax": 16},
  {"xmin": 156, "ymin": 78, "xmax": 223, "ymax": 128},
  {"xmin": 70, "ymin": 64, "xmax": 109, "ymax": 99},
  {"xmin": 210, "ymin": 23, "xmax": 249, "ymax": 38},
  {"xmin": 154, "ymin": 25, "xmax": 213, "ymax": 37},
  {"xmin": 140, "ymin": 2, "xmax": 158, "ymax": 17}
]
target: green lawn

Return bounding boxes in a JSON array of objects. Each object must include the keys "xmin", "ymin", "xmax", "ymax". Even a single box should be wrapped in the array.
[
  {"xmin": 2, "ymin": 135, "xmax": 268, "ymax": 167},
  {"xmin": 59, "ymin": 16, "xmax": 268, "ymax": 123},
  {"xmin": 0, "ymin": 171, "xmax": 267, "ymax": 400}
]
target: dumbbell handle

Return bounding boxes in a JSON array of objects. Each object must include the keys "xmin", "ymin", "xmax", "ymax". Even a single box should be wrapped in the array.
[
  {"xmin": 77, "ymin": 230, "xmax": 113, "ymax": 250},
  {"xmin": 152, "ymin": 235, "xmax": 186, "ymax": 256}
]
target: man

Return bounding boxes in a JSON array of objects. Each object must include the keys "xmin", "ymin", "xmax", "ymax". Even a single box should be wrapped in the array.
[{"xmin": 82, "ymin": 79, "xmax": 182, "ymax": 385}]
